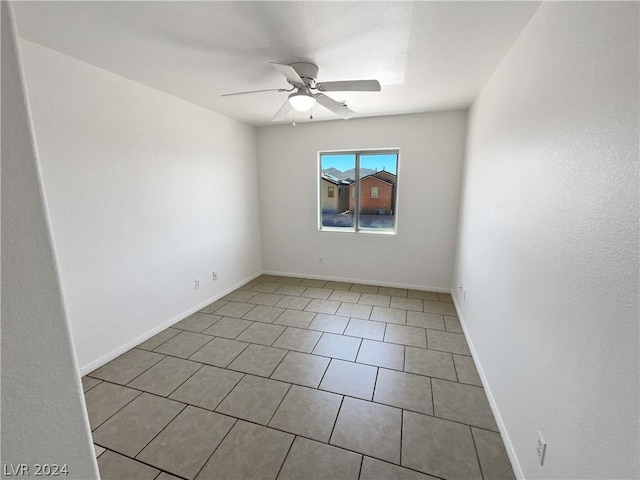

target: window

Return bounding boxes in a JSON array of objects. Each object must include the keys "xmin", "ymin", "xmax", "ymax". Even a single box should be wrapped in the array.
[{"xmin": 319, "ymin": 150, "xmax": 398, "ymax": 232}]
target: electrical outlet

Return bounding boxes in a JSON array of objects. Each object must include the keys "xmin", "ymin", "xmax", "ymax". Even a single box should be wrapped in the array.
[
  {"xmin": 320, "ymin": 256, "xmax": 324, "ymax": 264},
  {"xmin": 536, "ymin": 431, "xmax": 547, "ymax": 466},
  {"xmin": 212, "ymin": 272, "xmax": 218, "ymax": 281},
  {"xmin": 458, "ymin": 283, "xmax": 463, "ymax": 292},
  {"xmin": 194, "ymin": 279, "xmax": 200, "ymax": 290}
]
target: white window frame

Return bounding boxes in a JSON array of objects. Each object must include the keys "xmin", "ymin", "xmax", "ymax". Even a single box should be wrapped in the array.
[
  {"xmin": 318, "ymin": 148, "xmax": 399, "ymax": 234},
  {"xmin": 371, "ymin": 186, "xmax": 379, "ymax": 198}
]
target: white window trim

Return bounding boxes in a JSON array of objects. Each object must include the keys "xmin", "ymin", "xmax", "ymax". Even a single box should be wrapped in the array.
[{"xmin": 318, "ymin": 148, "xmax": 399, "ymax": 234}]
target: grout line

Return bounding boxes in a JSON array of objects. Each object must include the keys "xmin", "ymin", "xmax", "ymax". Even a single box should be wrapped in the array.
[
  {"xmin": 344, "ymin": 317, "xmax": 355, "ymax": 335},
  {"xmin": 211, "ymin": 317, "xmax": 253, "ymax": 339},
  {"xmin": 357, "ymin": 454, "xmax": 365, "ymax": 479},
  {"xmin": 315, "ymin": 357, "xmax": 332, "ymax": 388},
  {"xmin": 269, "ymin": 325, "xmax": 289, "ymax": 346},
  {"xmin": 265, "ymin": 382, "xmax": 294, "ymax": 426},
  {"xmin": 211, "ymin": 373, "xmax": 247, "ymax": 411},
  {"xmin": 274, "ymin": 435, "xmax": 297, "ymax": 480},
  {"xmin": 470, "ymin": 425, "xmax": 486, "ymax": 480},
  {"xmin": 222, "ymin": 337, "xmax": 251, "ymax": 364},
  {"xmin": 361, "ymin": 455, "xmax": 449, "ymax": 480},
  {"xmin": 400, "ymin": 409, "xmax": 404, "ymax": 466},
  {"xmin": 98, "ymin": 447, "xmax": 191, "ymax": 480},
  {"xmin": 191, "ymin": 416, "xmax": 239, "ymax": 480},
  {"xmin": 82, "ymin": 379, "xmax": 103, "ymax": 394},
  {"xmin": 307, "ymin": 331, "xmax": 323, "ymax": 353},
  {"xmin": 267, "ymin": 349, "xmax": 292, "ymax": 379},
  {"xmin": 139, "ymin": 327, "xmax": 182, "ymax": 350},
  {"xmin": 430, "ymin": 376, "xmax": 436, "ymax": 417},
  {"xmin": 353, "ymin": 335, "xmax": 364, "ymax": 362},
  {"xmin": 371, "ymin": 367, "xmax": 380, "ymax": 402},
  {"xmin": 131, "ymin": 402, "xmax": 188, "ymax": 466},
  {"xmin": 328, "ymin": 395, "xmax": 345, "ymax": 443},
  {"xmin": 111, "ymin": 351, "xmax": 167, "ymax": 387},
  {"xmin": 316, "ymin": 356, "xmax": 334, "ymax": 388},
  {"xmin": 402, "ymin": 344, "xmax": 406, "ymax": 372},
  {"xmin": 89, "ymin": 388, "xmax": 143, "ymax": 432},
  {"xmin": 165, "ymin": 362, "xmax": 205, "ymax": 398},
  {"xmin": 451, "ymin": 352, "xmax": 460, "ymax": 382}
]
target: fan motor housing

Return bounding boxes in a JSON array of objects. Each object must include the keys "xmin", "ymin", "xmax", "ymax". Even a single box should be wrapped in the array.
[{"xmin": 290, "ymin": 62, "xmax": 319, "ymax": 86}]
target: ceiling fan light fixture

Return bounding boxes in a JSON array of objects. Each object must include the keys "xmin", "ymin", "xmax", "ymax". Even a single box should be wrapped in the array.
[{"xmin": 288, "ymin": 91, "xmax": 316, "ymax": 112}]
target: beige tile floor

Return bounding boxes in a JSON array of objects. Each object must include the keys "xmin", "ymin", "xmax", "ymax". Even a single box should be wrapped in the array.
[{"xmin": 83, "ymin": 275, "xmax": 515, "ymax": 480}]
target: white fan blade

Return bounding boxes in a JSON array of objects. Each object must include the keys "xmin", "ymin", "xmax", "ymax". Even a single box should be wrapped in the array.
[
  {"xmin": 272, "ymin": 99, "xmax": 293, "ymax": 122},
  {"xmin": 316, "ymin": 80, "xmax": 381, "ymax": 92},
  {"xmin": 221, "ymin": 88, "xmax": 287, "ymax": 97},
  {"xmin": 315, "ymin": 94, "xmax": 355, "ymax": 119},
  {"xmin": 270, "ymin": 62, "xmax": 305, "ymax": 87}
]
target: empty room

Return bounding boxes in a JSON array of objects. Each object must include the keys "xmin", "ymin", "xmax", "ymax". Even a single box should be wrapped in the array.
[{"xmin": 2, "ymin": 1, "xmax": 638, "ymax": 480}]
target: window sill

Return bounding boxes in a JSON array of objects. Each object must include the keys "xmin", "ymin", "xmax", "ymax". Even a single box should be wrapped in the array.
[{"xmin": 318, "ymin": 227, "xmax": 397, "ymax": 235}]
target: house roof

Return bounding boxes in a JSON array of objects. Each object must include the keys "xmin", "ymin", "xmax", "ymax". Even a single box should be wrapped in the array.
[
  {"xmin": 356, "ymin": 171, "xmax": 396, "ymax": 186},
  {"xmin": 321, "ymin": 173, "xmax": 350, "ymax": 185}
]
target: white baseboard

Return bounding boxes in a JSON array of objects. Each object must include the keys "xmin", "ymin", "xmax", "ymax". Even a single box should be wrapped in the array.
[
  {"xmin": 262, "ymin": 270, "xmax": 452, "ymax": 294},
  {"xmin": 81, "ymin": 269, "xmax": 449, "ymax": 376},
  {"xmin": 79, "ymin": 271, "xmax": 262, "ymax": 376},
  {"xmin": 452, "ymin": 293, "xmax": 524, "ymax": 480}
]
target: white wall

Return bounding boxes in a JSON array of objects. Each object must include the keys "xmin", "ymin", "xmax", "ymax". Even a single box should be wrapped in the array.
[
  {"xmin": 1, "ymin": 4, "xmax": 98, "ymax": 477},
  {"xmin": 453, "ymin": 2, "xmax": 639, "ymax": 479},
  {"xmin": 19, "ymin": 40, "xmax": 262, "ymax": 373},
  {"xmin": 257, "ymin": 111, "xmax": 467, "ymax": 290}
]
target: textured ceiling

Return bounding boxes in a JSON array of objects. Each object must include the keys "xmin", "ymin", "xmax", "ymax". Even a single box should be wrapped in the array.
[{"xmin": 14, "ymin": 1, "xmax": 541, "ymax": 125}]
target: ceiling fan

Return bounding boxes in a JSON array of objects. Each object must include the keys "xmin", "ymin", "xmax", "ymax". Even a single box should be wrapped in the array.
[{"xmin": 221, "ymin": 62, "xmax": 381, "ymax": 121}]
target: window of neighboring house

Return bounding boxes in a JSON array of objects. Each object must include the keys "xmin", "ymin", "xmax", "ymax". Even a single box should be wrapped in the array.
[{"xmin": 319, "ymin": 150, "xmax": 398, "ymax": 232}]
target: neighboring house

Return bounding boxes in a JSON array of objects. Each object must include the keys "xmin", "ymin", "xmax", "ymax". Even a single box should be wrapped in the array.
[
  {"xmin": 349, "ymin": 171, "xmax": 396, "ymax": 215},
  {"xmin": 320, "ymin": 174, "xmax": 350, "ymax": 213}
]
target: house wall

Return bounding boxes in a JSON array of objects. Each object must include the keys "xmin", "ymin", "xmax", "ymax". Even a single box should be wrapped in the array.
[
  {"xmin": 320, "ymin": 178, "xmax": 339, "ymax": 213},
  {"xmin": 337, "ymin": 185, "xmax": 349, "ymax": 213},
  {"xmin": 357, "ymin": 177, "xmax": 394, "ymax": 215},
  {"xmin": 1, "ymin": 4, "xmax": 98, "ymax": 477},
  {"xmin": 257, "ymin": 111, "xmax": 467, "ymax": 290},
  {"xmin": 19, "ymin": 39, "xmax": 262, "ymax": 373},
  {"xmin": 452, "ymin": 2, "xmax": 639, "ymax": 479}
]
